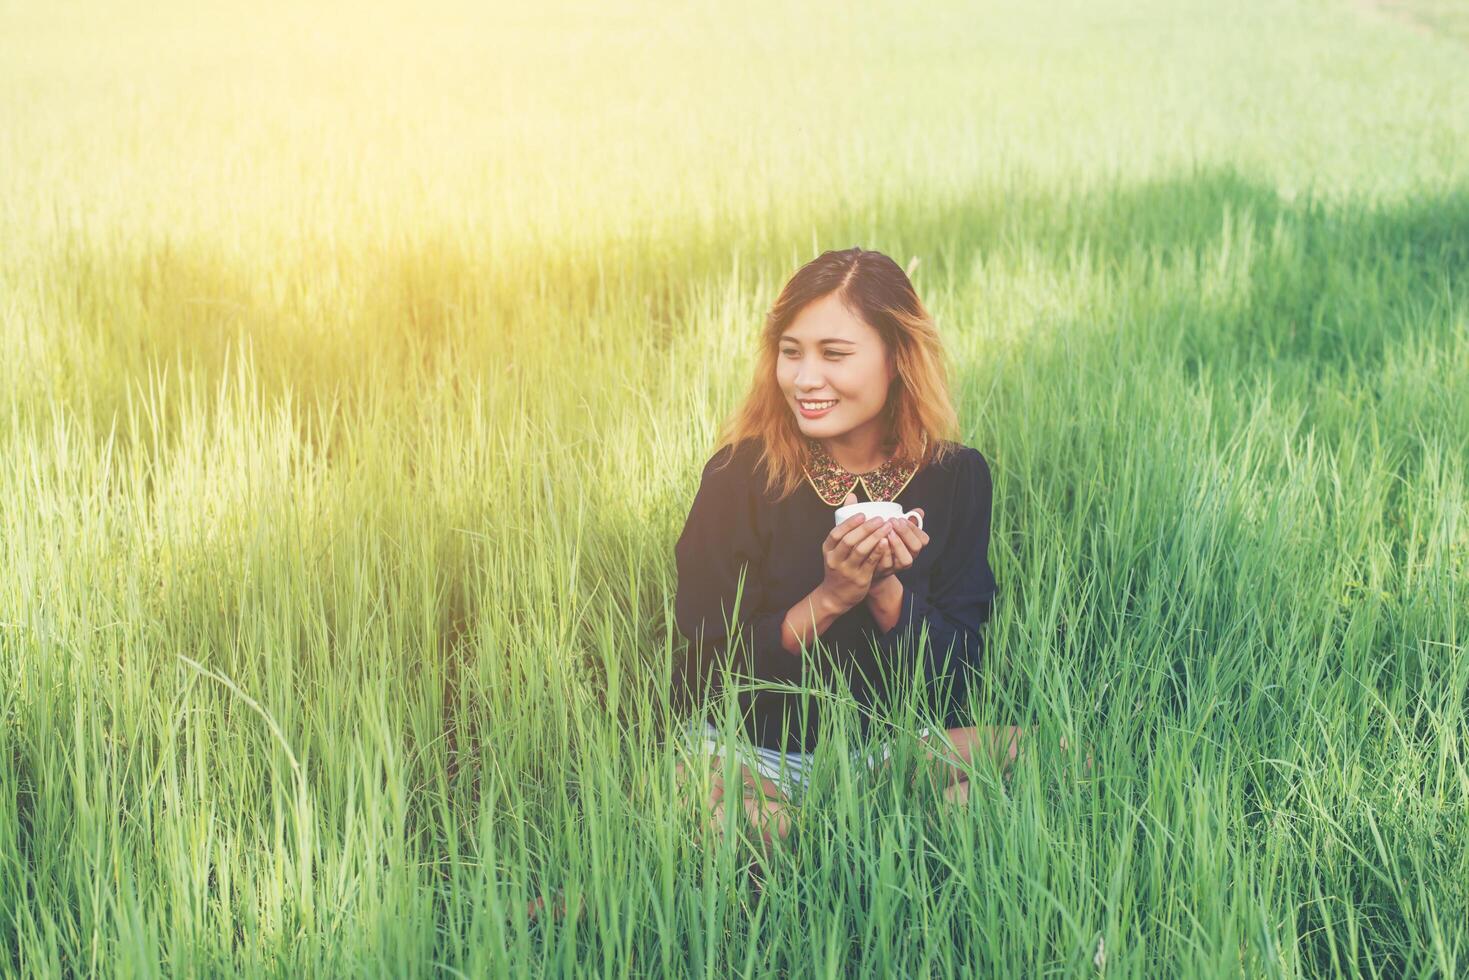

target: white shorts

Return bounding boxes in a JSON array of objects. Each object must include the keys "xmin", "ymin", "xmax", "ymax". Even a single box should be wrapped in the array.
[{"xmin": 682, "ymin": 717, "xmax": 936, "ymax": 802}]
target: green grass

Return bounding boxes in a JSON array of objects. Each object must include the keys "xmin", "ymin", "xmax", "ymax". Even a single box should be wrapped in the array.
[{"xmin": 2, "ymin": 0, "xmax": 1466, "ymax": 975}]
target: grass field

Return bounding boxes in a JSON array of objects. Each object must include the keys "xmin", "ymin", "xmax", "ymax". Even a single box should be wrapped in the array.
[{"xmin": 2, "ymin": 0, "xmax": 1467, "ymax": 975}]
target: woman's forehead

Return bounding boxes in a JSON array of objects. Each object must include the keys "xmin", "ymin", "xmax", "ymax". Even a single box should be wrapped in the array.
[{"xmin": 783, "ymin": 295, "xmax": 874, "ymax": 342}]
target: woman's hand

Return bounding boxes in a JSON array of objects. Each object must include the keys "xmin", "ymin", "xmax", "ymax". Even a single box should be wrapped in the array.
[
  {"xmin": 871, "ymin": 506, "xmax": 927, "ymax": 585},
  {"xmin": 819, "ymin": 508, "xmax": 894, "ymax": 612}
]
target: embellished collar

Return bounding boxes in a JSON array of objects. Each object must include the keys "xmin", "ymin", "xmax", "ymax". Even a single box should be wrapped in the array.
[{"xmin": 802, "ymin": 436, "xmax": 924, "ymax": 506}]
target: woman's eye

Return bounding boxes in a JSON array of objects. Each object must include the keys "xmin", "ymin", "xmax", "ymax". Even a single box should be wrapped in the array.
[{"xmin": 781, "ymin": 350, "xmax": 847, "ymax": 360}]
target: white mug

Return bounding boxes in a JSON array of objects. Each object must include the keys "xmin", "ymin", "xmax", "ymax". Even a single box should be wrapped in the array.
[{"xmin": 833, "ymin": 500, "xmax": 923, "ymax": 530}]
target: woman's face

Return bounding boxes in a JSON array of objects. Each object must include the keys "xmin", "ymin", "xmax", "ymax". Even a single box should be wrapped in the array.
[{"xmin": 776, "ymin": 292, "xmax": 895, "ymax": 444}]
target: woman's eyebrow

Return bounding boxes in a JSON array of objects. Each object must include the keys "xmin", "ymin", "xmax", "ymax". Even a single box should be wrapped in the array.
[{"xmin": 779, "ymin": 336, "xmax": 856, "ymax": 345}]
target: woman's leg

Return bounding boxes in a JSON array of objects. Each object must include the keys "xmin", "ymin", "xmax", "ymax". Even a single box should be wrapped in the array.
[
  {"xmin": 878, "ymin": 724, "xmax": 1090, "ymax": 803},
  {"xmin": 910, "ymin": 725, "xmax": 1022, "ymax": 795},
  {"xmin": 673, "ymin": 746, "xmax": 797, "ymax": 898},
  {"xmin": 939, "ymin": 726, "xmax": 1093, "ymax": 793},
  {"xmin": 674, "ymin": 748, "xmax": 794, "ymax": 850},
  {"xmin": 917, "ymin": 727, "xmax": 1020, "ymax": 807}
]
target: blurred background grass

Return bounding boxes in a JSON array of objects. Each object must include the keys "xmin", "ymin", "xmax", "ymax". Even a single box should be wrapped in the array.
[{"xmin": 1, "ymin": 0, "xmax": 1466, "ymax": 975}]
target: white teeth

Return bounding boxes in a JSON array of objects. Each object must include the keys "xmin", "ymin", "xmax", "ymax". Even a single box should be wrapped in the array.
[{"xmin": 800, "ymin": 400, "xmax": 837, "ymax": 410}]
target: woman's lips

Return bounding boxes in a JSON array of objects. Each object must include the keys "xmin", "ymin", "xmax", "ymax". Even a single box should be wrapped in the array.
[{"xmin": 797, "ymin": 399, "xmax": 837, "ymax": 418}]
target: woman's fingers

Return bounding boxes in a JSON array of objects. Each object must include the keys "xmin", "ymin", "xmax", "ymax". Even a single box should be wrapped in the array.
[
  {"xmin": 824, "ymin": 514, "xmax": 869, "ymax": 556},
  {"xmin": 836, "ymin": 517, "xmax": 889, "ymax": 563},
  {"xmin": 827, "ymin": 511, "xmax": 924, "ymax": 576},
  {"xmin": 869, "ymin": 541, "xmax": 896, "ymax": 581},
  {"xmin": 886, "ymin": 529, "xmax": 913, "ymax": 568},
  {"xmin": 854, "ymin": 521, "xmax": 892, "ymax": 563},
  {"xmin": 891, "ymin": 516, "xmax": 928, "ymax": 552}
]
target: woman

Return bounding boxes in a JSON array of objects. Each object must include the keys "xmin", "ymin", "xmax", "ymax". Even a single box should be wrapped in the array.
[{"xmin": 670, "ymin": 246, "xmax": 1025, "ymax": 859}]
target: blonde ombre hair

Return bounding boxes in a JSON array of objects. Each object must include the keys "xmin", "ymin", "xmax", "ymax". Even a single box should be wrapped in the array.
[{"xmin": 713, "ymin": 247, "xmax": 963, "ymax": 501}]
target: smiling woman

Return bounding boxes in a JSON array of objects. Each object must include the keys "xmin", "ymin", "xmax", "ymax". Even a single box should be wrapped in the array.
[{"xmin": 669, "ymin": 249, "xmax": 1016, "ymax": 816}]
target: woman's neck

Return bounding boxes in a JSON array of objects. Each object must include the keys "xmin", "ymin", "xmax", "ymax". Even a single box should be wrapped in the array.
[{"xmin": 820, "ymin": 428, "xmax": 894, "ymax": 475}]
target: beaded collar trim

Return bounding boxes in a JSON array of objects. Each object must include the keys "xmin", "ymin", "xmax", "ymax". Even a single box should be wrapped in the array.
[{"xmin": 801, "ymin": 436, "xmax": 925, "ymax": 506}]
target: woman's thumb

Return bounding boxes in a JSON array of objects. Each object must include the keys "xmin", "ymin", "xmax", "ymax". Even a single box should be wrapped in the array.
[{"xmin": 843, "ymin": 492, "xmax": 857, "ymax": 505}]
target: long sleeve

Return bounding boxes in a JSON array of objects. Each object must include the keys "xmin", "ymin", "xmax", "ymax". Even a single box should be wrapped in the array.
[
  {"xmin": 876, "ymin": 448, "xmax": 998, "ymax": 675},
  {"xmin": 673, "ymin": 445, "xmax": 799, "ymax": 696}
]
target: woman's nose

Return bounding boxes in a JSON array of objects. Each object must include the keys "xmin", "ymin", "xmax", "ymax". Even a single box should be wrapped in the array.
[{"xmin": 795, "ymin": 368, "xmax": 825, "ymax": 389}]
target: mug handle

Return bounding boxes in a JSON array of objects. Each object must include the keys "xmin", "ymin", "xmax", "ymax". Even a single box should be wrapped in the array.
[{"xmin": 901, "ymin": 509, "xmax": 923, "ymax": 530}]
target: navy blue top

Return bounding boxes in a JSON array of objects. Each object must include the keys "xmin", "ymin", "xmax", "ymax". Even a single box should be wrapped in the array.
[{"xmin": 672, "ymin": 437, "xmax": 998, "ymax": 752}]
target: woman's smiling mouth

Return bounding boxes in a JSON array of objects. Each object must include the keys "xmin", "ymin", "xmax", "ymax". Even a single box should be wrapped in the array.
[{"xmin": 797, "ymin": 398, "xmax": 838, "ymax": 417}]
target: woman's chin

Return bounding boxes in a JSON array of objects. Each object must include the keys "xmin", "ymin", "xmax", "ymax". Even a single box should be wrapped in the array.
[{"xmin": 796, "ymin": 412, "xmax": 838, "ymax": 429}]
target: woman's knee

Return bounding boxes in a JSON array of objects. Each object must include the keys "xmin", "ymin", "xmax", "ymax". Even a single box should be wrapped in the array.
[
  {"xmin": 754, "ymin": 797, "xmax": 792, "ymax": 842},
  {"xmin": 900, "ymin": 725, "xmax": 1018, "ymax": 792},
  {"xmin": 934, "ymin": 724, "xmax": 1022, "ymax": 770},
  {"xmin": 674, "ymin": 756, "xmax": 725, "ymax": 814},
  {"xmin": 676, "ymin": 754, "xmax": 793, "ymax": 840}
]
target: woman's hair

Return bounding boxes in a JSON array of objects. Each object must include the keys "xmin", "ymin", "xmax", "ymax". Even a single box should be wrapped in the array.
[{"xmin": 713, "ymin": 247, "xmax": 962, "ymax": 500}]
